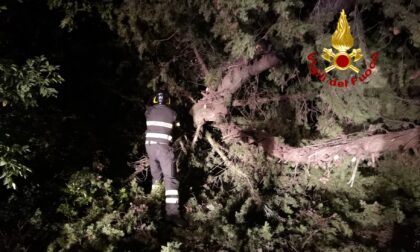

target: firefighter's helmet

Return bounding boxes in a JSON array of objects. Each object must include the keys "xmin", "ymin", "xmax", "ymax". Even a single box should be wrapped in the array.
[{"xmin": 153, "ymin": 91, "xmax": 171, "ymax": 105}]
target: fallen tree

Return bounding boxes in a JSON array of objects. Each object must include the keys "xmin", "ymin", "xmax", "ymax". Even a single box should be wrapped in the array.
[
  {"xmin": 265, "ymin": 127, "xmax": 419, "ymax": 165},
  {"xmin": 189, "ymin": 51, "xmax": 419, "ymax": 168},
  {"xmin": 216, "ymin": 122, "xmax": 419, "ymax": 165}
]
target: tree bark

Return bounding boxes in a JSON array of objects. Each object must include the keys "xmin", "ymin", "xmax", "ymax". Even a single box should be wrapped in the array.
[
  {"xmin": 232, "ymin": 94, "xmax": 312, "ymax": 107},
  {"xmin": 217, "ymin": 123, "xmax": 419, "ymax": 165},
  {"xmin": 265, "ymin": 127, "xmax": 419, "ymax": 165},
  {"xmin": 189, "ymin": 53, "xmax": 280, "ymax": 125}
]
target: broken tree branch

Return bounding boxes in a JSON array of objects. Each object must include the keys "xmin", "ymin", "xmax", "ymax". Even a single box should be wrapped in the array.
[
  {"xmin": 206, "ymin": 132, "xmax": 254, "ymax": 192},
  {"xmin": 347, "ymin": 158, "xmax": 360, "ymax": 187},
  {"xmin": 190, "ymin": 53, "xmax": 280, "ymax": 125},
  {"xmin": 191, "ymin": 122, "xmax": 203, "ymax": 149},
  {"xmin": 125, "ymin": 156, "xmax": 149, "ymax": 183},
  {"xmin": 218, "ymin": 53, "xmax": 280, "ymax": 94},
  {"xmin": 192, "ymin": 43, "xmax": 209, "ymax": 77}
]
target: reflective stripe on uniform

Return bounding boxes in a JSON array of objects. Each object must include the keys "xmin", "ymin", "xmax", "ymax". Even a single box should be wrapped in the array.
[
  {"xmin": 145, "ymin": 140, "xmax": 167, "ymax": 145},
  {"xmin": 165, "ymin": 198, "xmax": 179, "ymax": 204},
  {"xmin": 165, "ymin": 190, "xmax": 178, "ymax": 196},
  {"xmin": 145, "ymin": 133, "xmax": 173, "ymax": 141},
  {"xmin": 146, "ymin": 121, "xmax": 173, "ymax": 129}
]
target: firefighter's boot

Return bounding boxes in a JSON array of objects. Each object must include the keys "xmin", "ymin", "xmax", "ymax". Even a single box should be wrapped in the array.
[{"xmin": 165, "ymin": 203, "xmax": 187, "ymax": 227}]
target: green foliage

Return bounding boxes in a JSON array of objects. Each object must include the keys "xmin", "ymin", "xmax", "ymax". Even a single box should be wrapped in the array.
[
  {"xmin": 0, "ymin": 56, "xmax": 63, "ymax": 108},
  {"xmin": 1, "ymin": 0, "xmax": 420, "ymax": 251},
  {"xmin": 48, "ymin": 169, "xmax": 160, "ymax": 251},
  {"xmin": 317, "ymin": 113, "xmax": 343, "ymax": 138},
  {"xmin": 0, "ymin": 144, "xmax": 31, "ymax": 189},
  {"xmin": 180, "ymin": 142, "xmax": 420, "ymax": 251},
  {"xmin": 312, "ymin": 1, "xmax": 420, "ymax": 128},
  {"xmin": 0, "ymin": 56, "xmax": 63, "ymax": 189},
  {"xmin": 377, "ymin": 0, "xmax": 420, "ymax": 47},
  {"xmin": 161, "ymin": 241, "xmax": 182, "ymax": 252},
  {"xmin": 319, "ymin": 68, "xmax": 420, "ymax": 126},
  {"xmin": 204, "ymin": 68, "xmax": 223, "ymax": 89},
  {"xmin": 47, "ymin": 0, "xmax": 114, "ymax": 31}
]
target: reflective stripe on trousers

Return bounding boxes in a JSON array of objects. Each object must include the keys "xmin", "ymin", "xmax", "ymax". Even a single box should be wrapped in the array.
[
  {"xmin": 146, "ymin": 121, "xmax": 173, "ymax": 129},
  {"xmin": 165, "ymin": 189, "xmax": 178, "ymax": 204},
  {"xmin": 145, "ymin": 143, "xmax": 179, "ymax": 200},
  {"xmin": 145, "ymin": 132, "xmax": 172, "ymax": 141}
]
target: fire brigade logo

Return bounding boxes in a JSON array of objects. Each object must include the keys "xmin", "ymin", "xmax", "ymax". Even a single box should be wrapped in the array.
[
  {"xmin": 307, "ymin": 9, "xmax": 378, "ymax": 88},
  {"xmin": 321, "ymin": 10, "xmax": 363, "ymax": 73}
]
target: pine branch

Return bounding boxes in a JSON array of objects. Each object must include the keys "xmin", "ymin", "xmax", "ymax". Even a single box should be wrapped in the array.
[{"xmin": 310, "ymin": 0, "xmax": 355, "ymax": 20}]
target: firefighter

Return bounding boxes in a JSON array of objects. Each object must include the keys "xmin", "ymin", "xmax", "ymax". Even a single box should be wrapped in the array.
[{"xmin": 144, "ymin": 91, "xmax": 185, "ymax": 227}]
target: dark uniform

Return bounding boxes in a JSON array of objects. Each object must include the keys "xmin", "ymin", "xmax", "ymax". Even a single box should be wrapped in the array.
[{"xmin": 144, "ymin": 104, "xmax": 180, "ymax": 217}]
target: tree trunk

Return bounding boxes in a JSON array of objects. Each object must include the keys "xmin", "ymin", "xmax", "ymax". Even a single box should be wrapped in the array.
[
  {"xmin": 217, "ymin": 122, "xmax": 419, "ymax": 165},
  {"xmin": 263, "ymin": 127, "xmax": 420, "ymax": 165},
  {"xmin": 189, "ymin": 53, "xmax": 280, "ymax": 125}
]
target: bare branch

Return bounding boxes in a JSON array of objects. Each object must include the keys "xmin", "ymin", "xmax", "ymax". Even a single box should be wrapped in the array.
[
  {"xmin": 125, "ymin": 156, "xmax": 149, "ymax": 183},
  {"xmin": 153, "ymin": 31, "xmax": 178, "ymax": 43},
  {"xmin": 192, "ymin": 43, "xmax": 209, "ymax": 77},
  {"xmin": 347, "ymin": 158, "xmax": 360, "ymax": 187},
  {"xmin": 191, "ymin": 122, "xmax": 203, "ymax": 149},
  {"xmin": 205, "ymin": 132, "xmax": 254, "ymax": 192}
]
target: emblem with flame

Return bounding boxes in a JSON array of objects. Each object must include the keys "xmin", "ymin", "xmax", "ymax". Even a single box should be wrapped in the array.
[{"xmin": 322, "ymin": 10, "xmax": 363, "ymax": 73}]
